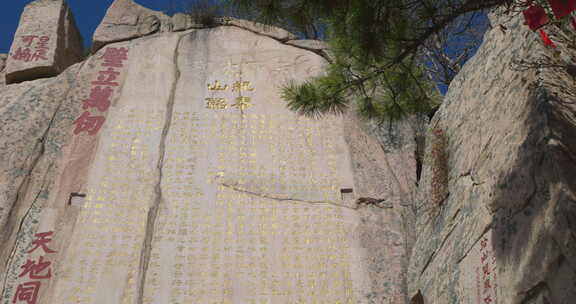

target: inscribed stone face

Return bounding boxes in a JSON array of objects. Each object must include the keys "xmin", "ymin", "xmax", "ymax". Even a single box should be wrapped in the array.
[
  {"xmin": 49, "ymin": 34, "xmax": 180, "ymax": 304},
  {"xmin": 140, "ymin": 27, "xmax": 364, "ymax": 304},
  {"xmin": 13, "ymin": 27, "xmax": 372, "ymax": 304},
  {"xmin": 5, "ymin": 0, "xmax": 83, "ymax": 84},
  {"xmin": 459, "ymin": 232, "xmax": 500, "ymax": 303}
]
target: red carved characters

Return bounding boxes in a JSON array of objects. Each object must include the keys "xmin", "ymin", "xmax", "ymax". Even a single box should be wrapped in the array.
[
  {"xmin": 19, "ymin": 256, "xmax": 52, "ymax": 280},
  {"xmin": 92, "ymin": 68, "xmax": 120, "ymax": 87},
  {"xmin": 12, "ymin": 48, "xmax": 32, "ymax": 62},
  {"xmin": 82, "ymin": 86, "xmax": 112, "ymax": 112},
  {"xmin": 476, "ymin": 235, "xmax": 498, "ymax": 304},
  {"xmin": 73, "ymin": 47, "xmax": 129, "ymax": 136},
  {"xmin": 27, "ymin": 232, "xmax": 56, "ymax": 254},
  {"xmin": 12, "ymin": 35, "xmax": 50, "ymax": 62},
  {"xmin": 12, "ymin": 282, "xmax": 40, "ymax": 304},
  {"xmin": 101, "ymin": 47, "xmax": 128, "ymax": 68},
  {"xmin": 73, "ymin": 111, "xmax": 106, "ymax": 135},
  {"xmin": 13, "ymin": 231, "xmax": 57, "ymax": 304}
]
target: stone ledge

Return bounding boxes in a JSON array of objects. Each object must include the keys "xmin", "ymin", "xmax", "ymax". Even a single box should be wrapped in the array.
[
  {"xmin": 286, "ymin": 39, "xmax": 327, "ymax": 50},
  {"xmin": 216, "ymin": 17, "xmax": 297, "ymax": 42},
  {"xmin": 285, "ymin": 39, "xmax": 333, "ymax": 62}
]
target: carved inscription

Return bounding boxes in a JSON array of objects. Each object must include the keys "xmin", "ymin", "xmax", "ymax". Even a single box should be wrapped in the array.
[
  {"xmin": 460, "ymin": 231, "xmax": 500, "ymax": 304},
  {"xmin": 458, "ymin": 230, "xmax": 501, "ymax": 304},
  {"xmin": 12, "ymin": 231, "xmax": 57, "ymax": 304},
  {"xmin": 53, "ymin": 110, "xmax": 164, "ymax": 303},
  {"xmin": 476, "ymin": 235, "xmax": 499, "ymax": 304},
  {"xmin": 73, "ymin": 47, "xmax": 129, "ymax": 136},
  {"xmin": 142, "ymin": 109, "xmax": 354, "ymax": 303},
  {"xmin": 206, "ymin": 80, "xmax": 255, "ymax": 111},
  {"xmin": 11, "ymin": 35, "xmax": 49, "ymax": 62},
  {"xmin": 54, "ymin": 52, "xmax": 355, "ymax": 303},
  {"xmin": 206, "ymin": 60, "xmax": 257, "ymax": 112}
]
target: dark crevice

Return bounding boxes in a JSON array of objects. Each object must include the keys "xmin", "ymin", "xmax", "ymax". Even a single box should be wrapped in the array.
[
  {"xmin": 519, "ymin": 281, "xmax": 551, "ymax": 304},
  {"xmin": 415, "ymin": 134, "xmax": 425, "ymax": 184}
]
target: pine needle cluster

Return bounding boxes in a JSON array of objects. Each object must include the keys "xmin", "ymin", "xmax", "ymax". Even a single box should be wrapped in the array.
[{"xmin": 224, "ymin": 0, "xmax": 512, "ymax": 121}]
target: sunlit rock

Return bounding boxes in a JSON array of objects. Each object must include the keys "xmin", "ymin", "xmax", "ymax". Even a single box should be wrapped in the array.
[{"xmin": 408, "ymin": 13, "xmax": 576, "ymax": 303}]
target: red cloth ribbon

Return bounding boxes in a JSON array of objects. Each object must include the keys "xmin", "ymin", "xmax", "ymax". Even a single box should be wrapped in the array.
[
  {"xmin": 523, "ymin": 5, "xmax": 550, "ymax": 30},
  {"xmin": 548, "ymin": 0, "xmax": 576, "ymax": 19},
  {"xmin": 539, "ymin": 29, "xmax": 557, "ymax": 48}
]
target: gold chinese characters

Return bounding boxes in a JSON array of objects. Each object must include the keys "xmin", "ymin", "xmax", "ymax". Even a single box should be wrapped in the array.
[{"xmin": 205, "ymin": 80, "xmax": 255, "ymax": 112}]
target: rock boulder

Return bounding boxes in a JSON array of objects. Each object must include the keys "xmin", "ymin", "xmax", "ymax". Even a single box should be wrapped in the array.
[
  {"xmin": 5, "ymin": 0, "xmax": 83, "ymax": 84},
  {"xmin": 92, "ymin": 0, "xmax": 173, "ymax": 51}
]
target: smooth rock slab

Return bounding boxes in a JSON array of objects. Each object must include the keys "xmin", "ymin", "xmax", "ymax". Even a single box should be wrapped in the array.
[
  {"xmin": 139, "ymin": 26, "xmax": 363, "ymax": 303},
  {"xmin": 5, "ymin": 0, "xmax": 83, "ymax": 84}
]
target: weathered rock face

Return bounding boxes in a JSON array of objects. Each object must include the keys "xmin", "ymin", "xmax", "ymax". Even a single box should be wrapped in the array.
[
  {"xmin": 344, "ymin": 114, "xmax": 423, "ymax": 303},
  {"xmin": 408, "ymin": 12, "xmax": 576, "ymax": 304},
  {"xmin": 0, "ymin": 2, "xmax": 418, "ymax": 303},
  {"xmin": 5, "ymin": 0, "xmax": 83, "ymax": 84},
  {"xmin": 7, "ymin": 1, "xmax": 575, "ymax": 303}
]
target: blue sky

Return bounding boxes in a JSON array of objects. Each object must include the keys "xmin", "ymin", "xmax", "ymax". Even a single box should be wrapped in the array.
[{"xmin": 0, "ymin": 0, "xmax": 188, "ymax": 53}]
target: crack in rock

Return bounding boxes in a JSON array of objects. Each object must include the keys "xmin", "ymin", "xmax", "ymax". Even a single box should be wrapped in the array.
[
  {"xmin": 220, "ymin": 183, "xmax": 404, "ymax": 211},
  {"xmin": 219, "ymin": 183, "xmax": 364, "ymax": 210},
  {"xmin": 135, "ymin": 34, "xmax": 184, "ymax": 304}
]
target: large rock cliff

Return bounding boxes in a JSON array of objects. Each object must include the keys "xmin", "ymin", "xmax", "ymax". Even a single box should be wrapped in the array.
[
  {"xmin": 1, "ymin": 1, "xmax": 575, "ymax": 304},
  {"xmin": 0, "ymin": 0, "xmax": 417, "ymax": 303}
]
